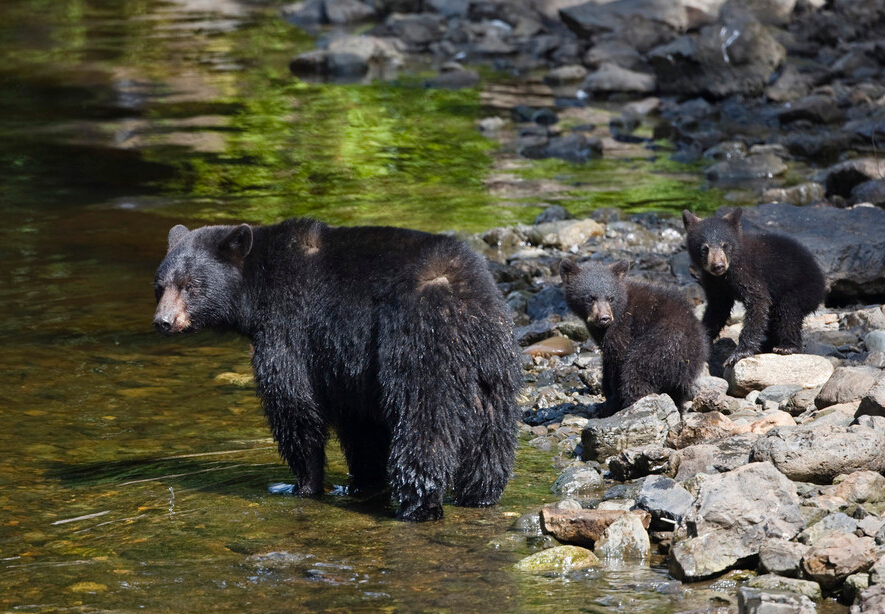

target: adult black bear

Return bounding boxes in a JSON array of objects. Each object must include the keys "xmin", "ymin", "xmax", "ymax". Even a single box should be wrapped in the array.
[
  {"xmin": 560, "ymin": 259, "xmax": 707, "ymax": 415},
  {"xmin": 153, "ymin": 218, "xmax": 521, "ymax": 521},
  {"xmin": 682, "ymin": 207, "xmax": 826, "ymax": 368}
]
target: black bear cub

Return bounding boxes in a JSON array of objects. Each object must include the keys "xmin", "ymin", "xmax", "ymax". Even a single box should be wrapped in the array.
[
  {"xmin": 682, "ymin": 208, "xmax": 826, "ymax": 368},
  {"xmin": 153, "ymin": 218, "xmax": 521, "ymax": 521},
  {"xmin": 560, "ymin": 259, "xmax": 708, "ymax": 415}
]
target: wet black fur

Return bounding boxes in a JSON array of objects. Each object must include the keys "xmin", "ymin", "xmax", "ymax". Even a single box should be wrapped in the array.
[
  {"xmin": 682, "ymin": 208, "xmax": 826, "ymax": 368},
  {"xmin": 560, "ymin": 259, "xmax": 708, "ymax": 414},
  {"xmin": 154, "ymin": 218, "xmax": 521, "ymax": 521}
]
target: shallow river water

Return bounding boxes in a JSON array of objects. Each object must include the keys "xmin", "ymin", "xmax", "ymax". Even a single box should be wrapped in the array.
[{"xmin": 0, "ymin": 1, "xmax": 835, "ymax": 612}]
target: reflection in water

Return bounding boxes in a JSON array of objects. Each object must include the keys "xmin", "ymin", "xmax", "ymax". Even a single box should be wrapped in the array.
[{"xmin": 0, "ymin": 1, "xmax": 754, "ymax": 613}]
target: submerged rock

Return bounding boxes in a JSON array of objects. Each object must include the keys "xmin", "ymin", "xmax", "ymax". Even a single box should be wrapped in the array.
[{"xmin": 513, "ymin": 545, "xmax": 600, "ymax": 573}]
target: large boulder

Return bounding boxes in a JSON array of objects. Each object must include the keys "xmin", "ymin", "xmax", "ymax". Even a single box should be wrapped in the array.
[
  {"xmin": 669, "ymin": 462, "xmax": 804, "ymax": 581},
  {"xmin": 648, "ymin": 7, "xmax": 785, "ymax": 98},
  {"xmin": 750, "ymin": 416, "xmax": 885, "ymax": 483},
  {"xmin": 741, "ymin": 203, "xmax": 885, "ymax": 305}
]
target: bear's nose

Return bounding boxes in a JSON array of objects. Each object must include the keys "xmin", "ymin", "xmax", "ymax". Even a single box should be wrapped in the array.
[
  {"xmin": 711, "ymin": 263, "xmax": 726, "ymax": 275},
  {"xmin": 596, "ymin": 315, "xmax": 612, "ymax": 326},
  {"xmin": 154, "ymin": 317, "xmax": 173, "ymax": 335}
]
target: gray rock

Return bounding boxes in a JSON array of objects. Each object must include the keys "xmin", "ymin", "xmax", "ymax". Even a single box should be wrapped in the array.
[
  {"xmin": 606, "ymin": 445, "xmax": 676, "ymax": 481},
  {"xmin": 584, "ymin": 39, "xmax": 644, "ymax": 70},
  {"xmin": 858, "ymin": 376, "xmax": 885, "ymax": 418},
  {"xmin": 750, "ymin": 416, "xmax": 885, "ymax": 483},
  {"xmin": 815, "ymin": 366, "xmax": 882, "ymax": 409},
  {"xmin": 636, "ymin": 474, "xmax": 695, "ymax": 530},
  {"xmin": 759, "ymin": 385, "xmax": 804, "ymax": 405},
  {"xmin": 761, "ymin": 182, "xmax": 826, "ymax": 207},
  {"xmin": 869, "ymin": 553, "xmax": 885, "ymax": 584},
  {"xmin": 727, "ymin": 354, "xmax": 834, "ymax": 398},
  {"xmin": 551, "ymin": 464, "xmax": 604, "ymax": 498},
  {"xmin": 765, "ymin": 64, "xmax": 813, "ymax": 102},
  {"xmin": 737, "ymin": 587, "xmax": 816, "ymax": 614},
  {"xmin": 797, "ymin": 512, "xmax": 858, "ymax": 546},
  {"xmin": 866, "ymin": 331, "xmax": 885, "ymax": 354},
  {"xmin": 581, "ymin": 394, "xmax": 681, "ymax": 462},
  {"xmin": 649, "ymin": 8, "xmax": 785, "ymax": 98},
  {"xmin": 582, "ymin": 62, "xmax": 656, "ymax": 94},
  {"xmin": 758, "ymin": 539, "xmax": 811, "ymax": 578},
  {"xmin": 669, "ymin": 462, "xmax": 804, "ymax": 581},
  {"xmin": 778, "ymin": 94, "xmax": 845, "ymax": 125},
  {"xmin": 705, "ymin": 152, "xmax": 787, "ymax": 187},
  {"xmin": 852, "ymin": 180, "xmax": 885, "ymax": 207},
  {"xmin": 593, "ymin": 511, "xmax": 651, "ymax": 561},
  {"xmin": 741, "ymin": 203, "xmax": 885, "ymax": 305},
  {"xmin": 673, "ymin": 433, "xmax": 756, "ymax": 480},
  {"xmin": 560, "ymin": 0, "xmax": 701, "ymax": 38},
  {"xmin": 323, "ymin": 0, "xmax": 376, "ymax": 24}
]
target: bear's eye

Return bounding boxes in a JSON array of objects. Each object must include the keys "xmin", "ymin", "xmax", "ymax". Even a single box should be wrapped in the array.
[
  {"xmin": 154, "ymin": 283, "xmax": 163, "ymax": 301},
  {"xmin": 701, "ymin": 244, "xmax": 710, "ymax": 255}
]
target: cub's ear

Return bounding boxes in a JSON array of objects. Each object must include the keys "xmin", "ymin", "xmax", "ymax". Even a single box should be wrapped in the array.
[
  {"xmin": 610, "ymin": 259, "xmax": 630, "ymax": 278},
  {"xmin": 220, "ymin": 224, "xmax": 253, "ymax": 266},
  {"xmin": 682, "ymin": 209, "xmax": 700, "ymax": 230},
  {"xmin": 167, "ymin": 225, "xmax": 190, "ymax": 252},
  {"xmin": 723, "ymin": 206, "xmax": 743, "ymax": 228},
  {"xmin": 559, "ymin": 258, "xmax": 581, "ymax": 282}
]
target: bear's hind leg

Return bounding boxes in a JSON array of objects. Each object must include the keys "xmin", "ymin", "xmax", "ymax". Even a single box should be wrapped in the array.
[
  {"xmin": 770, "ymin": 303, "xmax": 805, "ymax": 355},
  {"xmin": 337, "ymin": 417, "xmax": 390, "ymax": 495},
  {"xmin": 452, "ymin": 396, "xmax": 515, "ymax": 508}
]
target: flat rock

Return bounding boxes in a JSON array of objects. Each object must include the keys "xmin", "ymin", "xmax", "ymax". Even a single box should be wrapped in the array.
[
  {"xmin": 726, "ymin": 353, "xmax": 834, "ymax": 398},
  {"xmin": 737, "ymin": 587, "xmax": 816, "ymax": 614},
  {"xmin": 758, "ymin": 538, "xmax": 810, "ymax": 578}
]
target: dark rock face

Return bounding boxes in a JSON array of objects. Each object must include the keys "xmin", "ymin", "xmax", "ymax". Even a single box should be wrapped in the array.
[{"xmin": 741, "ymin": 203, "xmax": 885, "ymax": 305}]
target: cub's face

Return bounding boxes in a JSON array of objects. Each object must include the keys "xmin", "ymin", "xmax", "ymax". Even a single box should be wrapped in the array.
[
  {"xmin": 682, "ymin": 208, "xmax": 742, "ymax": 277},
  {"xmin": 153, "ymin": 224, "xmax": 252, "ymax": 335},
  {"xmin": 560, "ymin": 259, "xmax": 629, "ymax": 330}
]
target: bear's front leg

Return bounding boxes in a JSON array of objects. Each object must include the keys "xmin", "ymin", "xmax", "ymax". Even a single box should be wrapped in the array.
[{"xmin": 726, "ymin": 291, "xmax": 772, "ymax": 368}]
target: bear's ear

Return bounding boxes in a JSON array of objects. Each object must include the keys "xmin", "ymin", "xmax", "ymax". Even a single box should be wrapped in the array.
[
  {"xmin": 220, "ymin": 224, "xmax": 253, "ymax": 266},
  {"xmin": 167, "ymin": 225, "xmax": 190, "ymax": 252},
  {"xmin": 610, "ymin": 259, "xmax": 630, "ymax": 279},
  {"xmin": 682, "ymin": 210, "xmax": 700, "ymax": 230},
  {"xmin": 723, "ymin": 206, "xmax": 743, "ymax": 228},
  {"xmin": 559, "ymin": 259, "xmax": 581, "ymax": 282}
]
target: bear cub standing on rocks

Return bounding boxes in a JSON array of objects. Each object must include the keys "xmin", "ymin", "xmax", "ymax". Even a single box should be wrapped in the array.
[
  {"xmin": 560, "ymin": 259, "xmax": 708, "ymax": 415},
  {"xmin": 682, "ymin": 207, "xmax": 826, "ymax": 368},
  {"xmin": 153, "ymin": 218, "xmax": 521, "ymax": 521}
]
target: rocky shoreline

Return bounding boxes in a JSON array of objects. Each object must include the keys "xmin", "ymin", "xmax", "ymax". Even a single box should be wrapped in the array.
[{"xmin": 470, "ymin": 205, "xmax": 885, "ymax": 614}]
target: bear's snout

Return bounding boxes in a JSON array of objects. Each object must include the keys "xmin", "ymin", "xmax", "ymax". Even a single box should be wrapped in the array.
[{"xmin": 154, "ymin": 289, "xmax": 190, "ymax": 335}]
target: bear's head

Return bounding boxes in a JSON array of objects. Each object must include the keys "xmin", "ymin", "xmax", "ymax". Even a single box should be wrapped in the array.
[
  {"xmin": 682, "ymin": 207, "xmax": 742, "ymax": 277},
  {"xmin": 153, "ymin": 224, "xmax": 253, "ymax": 335},
  {"xmin": 559, "ymin": 259, "xmax": 629, "ymax": 331}
]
